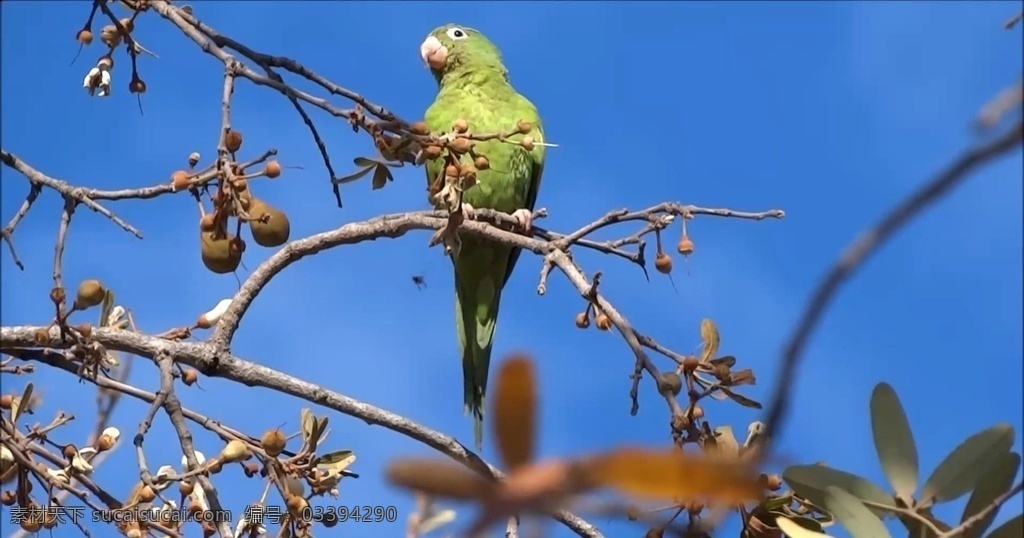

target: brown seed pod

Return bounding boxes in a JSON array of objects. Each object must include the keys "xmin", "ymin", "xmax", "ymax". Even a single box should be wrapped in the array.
[
  {"xmin": 671, "ymin": 413, "xmax": 691, "ymax": 432},
  {"xmin": 521, "ymin": 135, "xmax": 535, "ymax": 151},
  {"xmin": 20, "ymin": 517, "xmax": 41, "ymax": 533},
  {"xmin": 644, "ymin": 528, "xmax": 664, "ymax": 538},
  {"xmin": 0, "ymin": 395, "xmax": 11, "ymax": 409},
  {"xmin": 516, "ymin": 120, "xmax": 532, "ymax": 134},
  {"xmin": 129, "ymin": 78, "xmax": 146, "ymax": 94},
  {"xmin": 232, "ymin": 178, "xmax": 248, "ymax": 194},
  {"xmin": 285, "ymin": 494, "xmax": 308, "ymax": 517},
  {"xmin": 182, "ymin": 369, "xmax": 198, "ymax": 386},
  {"xmin": 77, "ymin": 29, "xmax": 93, "ymax": 45},
  {"xmin": 658, "ymin": 372, "xmax": 682, "ymax": 396},
  {"xmin": 119, "ymin": 17, "xmax": 134, "ymax": 34},
  {"xmin": 73, "ymin": 279, "xmax": 106, "ymax": 310},
  {"xmin": 452, "ymin": 119, "xmax": 469, "ymax": 133},
  {"xmin": 691, "ymin": 405, "xmax": 704, "ymax": 420},
  {"xmin": 200, "ymin": 230, "xmax": 242, "ymax": 274},
  {"xmin": 229, "ymin": 236, "xmax": 246, "ymax": 256},
  {"xmin": 264, "ymin": 161, "xmax": 282, "ymax": 179},
  {"xmin": 423, "ymin": 145, "xmax": 443, "ymax": 160},
  {"xmin": 97, "ymin": 433, "xmax": 116, "ymax": 452},
  {"xmin": 677, "ymin": 236, "xmax": 694, "ymax": 256},
  {"xmin": 473, "ymin": 156, "xmax": 490, "ymax": 170},
  {"xmin": 682, "ymin": 356, "xmax": 699, "ymax": 371},
  {"xmin": 62, "ymin": 445, "xmax": 77, "ymax": 460},
  {"xmin": 199, "ymin": 213, "xmax": 216, "ymax": 233},
  {"xmin": 138, "ymin": 485, "xmax": 155, "ymax": 503},
  {"xmin": 179, "ymin": 480, "xmax": 194, "ymax": 497},
  {"xmin": 450, "ymin": 137, "xmax": 472, "ymax": 153},
  {"xmin": 224, "ymin": 130, "xmax": 243, "ymax": 153},
  {"xmin": 260, "ymin": 429, "xmax": 287, "ymax": 457},
  {"xmin": 763, "ymin": 473, "xmax": 783, "ymax": 491},
  {"xmin": 33, "ymin": 329, "xmax": 49, "ymax": 346},
  {"xmin": 171, "ymin": 170, "xmax": 191, "ymax": 191},
  {"xmin": 596, "ymin": 312, "xmax": 612, "ymax": 331},
  {"xmin": 0, "ymin": 491, "xmax": 15, "ymax": 506},
  {"xmin": 574, "ymin": 311, "xmax": 590, "ymax": 329},
  {"xmin": 410, "ymin": 121, "xmax": 430, "ymax": 136},
  {"xmin": 655, "ymin": 252, "xmax": 673, "ymax": 274},
  {"xmin": 49, "ymin": 286, "xmax": 66, "ymax": 305},
  {"xmin": 247, "ymin": 200, "xmax": 291, "ymax": 248},
  {"xmin": 444, "ymin": 164, "xmax": 459, "ymax": 178}
]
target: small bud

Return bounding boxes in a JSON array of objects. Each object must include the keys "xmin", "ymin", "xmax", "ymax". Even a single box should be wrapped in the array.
[
  {"xmin": 179, "ymin": 480, "xmax": 194, "ymax": 496},
  {"xmin": 450, "ymin": 137, "xmax": 472, "ymax": 153},
  {"xmin": 224, "ymin": 130, "xmax": 243, "ymax": 153},
  {"xmin": 574, "ymin": 311, "xmax": 590, "ymax": 329},
  {"xmin": 691, "ymin": 405, "xmax": 704, "ymax": 420},
  {"xmin": 76, "ymin": 29, "xmax": 93, "ymax": 45},
  {"xmin": 452, "ymin": 119, "xmax": 469, "ymax": 133},
  {"xmin": 62, "ymin": 444, "xmax": 77, "ymax": 460},
  {"xmin": 285, "ymin": 494, "xmax": 308, "ymax": 517},
  {"xmin": 49, "ymin": 286, "xmax": 66, "ymax": 306},
  {"xmin": 444, "ymin": 164, "xmax": 459, "ymax": 178},
  {"xmin": 658, "ymin": 372, "xmax": 682, "ymax": 396},
  {"xmin": 171, "ymin": 170, "xmax": 191, "ymax": 192},
  {"xmin": 677, "ymin": 236, "xmax": 694, "ymax": 256},
  {"xmin": 97, "ymin": 427, "xmax": 120, "ymax": 451},
  {"xmin": 119, "ymin": 17, "xmax": 135, "ymax": 34},
  {"xmin": 682, "ymin": 356, "xmax": 700, "ymax": 372},
  {"xmin": 516, "ymin": 120, "xmax": 533, "ymax": 134},
  {"xmin": 73, "ymin": 279, "xmax": 106, "ymax": 310},
  {"xmin": 410, "ymin": 122, "xmax": 430, "ymax": 136},
  {"xmin": 655, "ymin": 252, "xmax": 673, "ymax": 274},
  {"xmin": 521, "ymin": 135, "xmax": 535, "ymax": 151},
  {"xmin": 473, "ymin": 156, "xmax": 490, "ymax": 170},
  {"xmin": 596, "ymin": 312, "xmax": 612, "ymax": 331},
  {"xmin": 264, "ymin": 160, "xmax": 282, "ymax": 179},
  {"xmin": 182, "ymin": 369, "xmax": 199, "ymax": 386},
  {"xmin": 97, "ymin": 55, "xmax": 114, "ymax": 71},
  {"xmin": 260, "ymin": 429, "xmax": 287, "ymax": 457},
  {"xmin": 0, "ymin": 491, "xmax": 15, "ymax": 506},
  {"xmin": 671, "ymin": 413, "xmax": 691, "ymax": 432}
]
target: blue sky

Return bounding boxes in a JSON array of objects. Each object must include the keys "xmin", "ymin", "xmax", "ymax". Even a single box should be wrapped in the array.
[{"xmin": 1, "ymin": 1, "xmax": 1021, "ymax": 537}]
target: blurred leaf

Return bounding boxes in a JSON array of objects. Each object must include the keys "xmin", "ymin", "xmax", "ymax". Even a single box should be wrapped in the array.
[
  {"xmin": 353, "ymin": 157, "xmax": 377, "ymax": 167},
  {"xmin": 12, "ymin": 383, "xmax": 32, "ymax": 423},
  {"xmin": 824, "ymin": 485, "xmax": 891, "ymax": 538},
  {"xmin": 315, "ymin": 450, "xmax": 354, "ymax": 466},
  {"xmin": 721, "ymin": 387, "xmax": 762, "ymax": 409},
  {"xmin": 920, "ymin": 423, "xmax": 1015, "ymax": 506},
  {"xmin": 99, "ymin": 290, "xmax": 114, "ymax": 327},
  {"xmin": 777, "ymin": 516, "xmax": 836, "ymax": 538},
  {"xmin": 419, "ymin": 509, "xmax": 457, "ymax": 534},
  {"xmin": 386, "ymin": 458, "xmax": 492, "ymax": 500},
  {"xmin": 897, "ymin": 506, "xmax": 951, "ymax": 536},
  {"xmin": 586, "ymin": 447, "xmax": 762, "ymax": 504},
  {"xmin": 870, "ymin": 382, "xmax": 919, "ymax": 500},
  {"xmin": 371, "ymin": 164, "xmax": 393, "ymax": 190},
  {"xmin": 332, "ymin": 164, "xmax": 375, "ymax": 185},
  {"xmin": 775, "ymin": 515, "xmax": 825, "ymax": 533},
  {"xmin": 492, "ymin": 354, "xmax": 535, "ymax": 471},
  {"xmin": 699, "ymin": 319, "xmax": 719, "ymax": 363},
  {"xmin": 960, "ymin": 451, "xmax": 1021, "ymax": 538},
  {"xmin": 300, "ymin": 408, "xmax": 315, "ymax": 446},
  {"xmin": 709, "ymin": 355, "xmax": 736, "ymax": 368},
  {"xmin": 783, "ymin": 464, "xmax": 894, "ymax": 518},
  {"xmin": 986, "ymin": 513, "xmax": 1023, "ymax": 538}
]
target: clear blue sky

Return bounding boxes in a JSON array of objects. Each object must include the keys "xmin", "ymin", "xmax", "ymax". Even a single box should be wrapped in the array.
[{"xmin": 1, "ymin": 2, "xmax": 1021, "ymax": 537}]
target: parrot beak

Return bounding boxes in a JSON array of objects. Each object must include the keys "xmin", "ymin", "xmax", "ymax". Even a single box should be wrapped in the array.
[{"xmin": 419, "ymin": 35, "xmax": 448, "ymax": 70}]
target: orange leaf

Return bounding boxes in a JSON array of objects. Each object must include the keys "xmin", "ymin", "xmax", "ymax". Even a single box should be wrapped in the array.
[
  {"xmin": 492, "ymin": 354, "xmax": 536, "ymax": 471},
  {"xmin": 583, "ymin": 447, "xmax": 763, "ymax": 505},
  {"xmin": 385, "ymin": 458, "xmax": 493, "ymax": 500}
]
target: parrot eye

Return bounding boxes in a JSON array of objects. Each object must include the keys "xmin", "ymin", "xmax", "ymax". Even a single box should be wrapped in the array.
[{"xmin": 446, "ymin": 27, "xmax": 468, "ymax": 40}]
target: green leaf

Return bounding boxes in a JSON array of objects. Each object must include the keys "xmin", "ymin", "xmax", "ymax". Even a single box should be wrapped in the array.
[
  {"xmin": 783, "ymin": 464, "xmax": 895, "ymax": 518},
  {"xmin": 870, "ymin": 382, "xmax": 919, "ymax": 500},
  {"xmin": 776, "ymin": 516, "xmax": 836, "ymax": 538},
  {"xmin": 12, "ymin": 383, "xmax": 33, "ymax": 423},
  {"xmin": 332, "ymin": 165, "xmax": 375, "ymax": 185},
  {"xmin": 772, "ymin": 513, "xmax": 825, "ymax": 533},
  {"xmin": 371, "ymin": 164, "xmax": 392, "ymax": 190},
  {"xmin": 824, "ymin": 485, "xmax": 891, "ymax": 538},
  {"xmin": 986, "ymin": 514, "xmax": 1023, "ymax": 538},
  {"xmin": 352, "ymin": 157, "xmax": 377, "ymax": 167},
  {"xmin": 920, "ymin": 423, "xmax": 1015, "ymax": 506},
  {"xmin": 960, "ymin": 451, "xmax": 1021, "ymax": 538},
  {"xmin": 315, "ymin": 450, "xmax": 353, "ymax": 466},
  {"xmin": 99, "ymin": 290, "xmax": 115, "ymax": 327}
]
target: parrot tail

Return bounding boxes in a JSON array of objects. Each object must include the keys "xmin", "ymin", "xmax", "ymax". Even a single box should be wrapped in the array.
[{"xmin": 453, "ymin": 248, "xmax": 508, "ymax": 452}]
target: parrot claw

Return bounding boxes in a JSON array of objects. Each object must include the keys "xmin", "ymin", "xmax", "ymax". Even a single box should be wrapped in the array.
[
  {"xmin": 461, "ymin": 203, "xmax": 477, "ymax": 221},
  {"xmin": 511, "ymin": 209, "xmax": 533, "ymax": 233}
]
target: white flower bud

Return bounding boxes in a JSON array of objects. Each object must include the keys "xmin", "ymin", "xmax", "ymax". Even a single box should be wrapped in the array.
[{"xmin": 196, "ymin": 299, "xmax": 232, "ymax": 329}]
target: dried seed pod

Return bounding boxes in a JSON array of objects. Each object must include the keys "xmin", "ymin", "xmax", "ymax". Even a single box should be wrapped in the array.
[
  {"xmin": 62, "ymin": 445, "xmax": 77, "ymax": 460},
  {"xmin": 76, "ymin": 322, "xmax": 92, "ymax": 338},
  {"xmin": 219, "ymin": 440, "xmax": 249, "ymax": 463},
  {"xmin": 247, "ymin": 200, "xmax": 291, "ymax": 248},
  {"xmin": 658, "ymin": 372, "xmax": 682, "ymax": 396},
  {"xmin": 224, "ymin": 130, "xmax": 243, "ymax": 153},
  {"xmin": 473, "ymin": 156, "xmax": 490, "ymax": 170},
  {"xmin": 118, "ymin": 18, "xmax": 135, "ymax": 34},
  {"xmin": 200, "ymin": 230, "xmax": 242, "ymax": 274},
  {"xmin": 77, "ymin": 29, "xmax": 93, "ymax": 45},
  {"xmin": 0, "ymin": 491, "xmax": 15, "ymax": 506},
  {"xmin": 199, "ymin": 213, "xmax": 216, "ymax": 233},
  {"xmin": 410, "ymin": 121, "xmax": 430, "ymax": 136},
  {"xmin": 574, "ymin": 311, "xmax": 590, "ymax": 329},
  {"xmin": 444, "ymin": 164, "xmax": 459, "ymax": 178},
  {"xmin": 264, "ymin": 161, "xmax": 281, "ymax": 178},
  {"xmin": 260, "ymin": 429, "xmax": 287, "ymax": 457},
  {"xmin": 450, "ymin": 137, "xmax": 472, "ymax": 153},
  {"xmin": 452, "ymin": 119, "xmax": 469, "ymax": 133},
  {"xmin": 423, "ymin": 145, "xmax": 443, "ymax": 160},
  {"xmin": 171, "ymin": 170, "xmax": 191, "ymax": 191},
  {"xmin": 516, "ymin": 120, "xmax": 532, "ymax": 134},
  {"xmin": 0, "ymin": 395, "xmax": 11, "ymax": 409},
  {"xmin": 138, "ymin": 485, "xmax": 155, "ymax": 503},
  {"xmin": 691, "ymin": 405, "xmax": 704, "ymax": 420},
  {"xmin": 682, "ymin": 356, "xmax": 700, "ymax": 372},
  {"xmin": 596, "ymin": 312, "xmax": 612, "ymax": 331},
  {"xmin": 129, "ymin": 78, "xmax": 146, "ymax": 94},
  {"xmin": 677, "ymin": 236, "xmax": 694, "ymax": 256},
  {"xmin": 521, "ymin": 135, "xmax": 535, "ymax": 151},
  {"xmin": 655, "ymin": 252, "xmax": 673, "ymax": 274},
  {"xmin": 182, "ymin": 369, "xmax": 199, "ymax": 386},
  {"xmin": 178, "ymin": 480, "xmax": 194, "ymax": 496},
  {"xmin": 73, "ymin": 280, "xmax": 106, "ymax": 310},
  {"xmin": 99, "ymin": 24, "xmax": 121, "ymax": 47}
]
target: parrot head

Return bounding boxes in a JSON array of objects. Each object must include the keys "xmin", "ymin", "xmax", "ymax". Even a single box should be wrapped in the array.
[{"xmin": 419, "ymin": 24, "xmax": 507, "ymax": 82}]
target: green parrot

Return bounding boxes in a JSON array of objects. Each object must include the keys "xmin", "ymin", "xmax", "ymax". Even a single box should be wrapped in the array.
[{"xmin": 419, "ymin": 24, "xmax": 546, "ymax": 450}]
